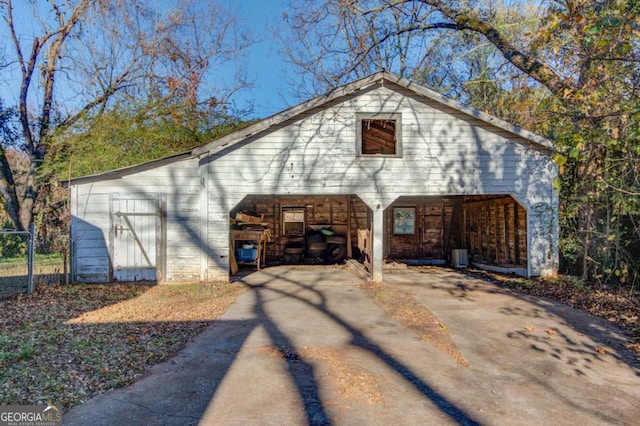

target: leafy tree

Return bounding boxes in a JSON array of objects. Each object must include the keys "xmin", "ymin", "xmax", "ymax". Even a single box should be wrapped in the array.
[
  {"xmin": 0, "ymin": 98, "xmax": 18, "ymax": 226},
  {"xmin": 283, "ymin": 0, "xmax": 640, "ymax": 285},
  {"xmin": 47, "ymin": 97, "xmax": 247, "ymax": 179}
]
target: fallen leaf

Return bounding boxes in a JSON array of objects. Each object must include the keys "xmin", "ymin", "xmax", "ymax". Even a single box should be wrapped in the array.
[
  {"xmin": 525, "ymin": 326, "xmax": 535, "ymax": 332},
  {"xmin": 595, "ymin": 347, "xmax": 606, "ymax": 355},
  {"xmin": 546, "ymin": 328, "xmax": 557, "ymax": 335},
  {"xmin": 128, "ymin": 335, "xmax": 137, "ymax": 344}
]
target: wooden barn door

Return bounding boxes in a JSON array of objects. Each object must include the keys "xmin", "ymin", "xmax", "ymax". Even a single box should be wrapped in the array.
[{"xmin": 111, "ymin": 196, "xmax": 163, "ymax": 281}]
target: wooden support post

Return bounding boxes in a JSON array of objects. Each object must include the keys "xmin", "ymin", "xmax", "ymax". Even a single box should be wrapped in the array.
[
  {"xmin": 486, "ymin": 206, "xmax": 491, "ymax": 262},
  {"xmin": 346, "ymin": 196, "xmax": 353, "ymax": 258},
  {"xmin": 461, "ymin": 202, "xmax": 466, "ymax": 249},
  {"xmin": 493, "ymin": 204, "xmax": 501, "ymax": 263},
  {"xmin": 504, "ymin": 204, "xmax": 511, "ymax": 263},
  {"xmin": 478, "ymin": 206, "xmax": 484, "ymax": 261},
  {"xmin": 461, "ymin": 200, "xmax": 467, "ymax": 248},
  {"xmin": 440, "ymin": 200, "xmax": 445, "ymax": 257},
  {"xmin": 514, "ymin": 203, "xmax": 521, "ymax": 265},
  {"xmin": 372, "ymin": 207, "xmax": 384, "ymax": 283},
  {"xmin": 329, "ymin": 197, "xmax": 334, "ymax": 224}
]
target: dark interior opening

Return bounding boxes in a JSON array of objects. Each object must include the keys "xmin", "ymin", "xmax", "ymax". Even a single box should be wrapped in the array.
[{"xmin": 362, "ymin": 119, "xmax": 396, "ymax": 155}]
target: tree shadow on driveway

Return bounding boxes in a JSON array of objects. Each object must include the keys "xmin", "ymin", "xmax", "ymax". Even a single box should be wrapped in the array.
[
  {"xmin": 224, "ymin": 267, "xmax": 481, "ymax": 425},
  {"xmin": 64, "ymin": 266, "xmax": 481, "ymax": 426},
  {"xmin": 66, "ymin": 265, "xmax": 640, "ymax": 425},
  {"xmin": 382, "ymin": 267, "xmax": 640, "ymax": 424}
]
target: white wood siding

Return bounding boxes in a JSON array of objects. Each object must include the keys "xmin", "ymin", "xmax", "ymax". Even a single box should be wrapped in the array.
[
  {"xmin": 71, "ymin": 158, "xmax": 202, "ymax": 282},
  {"xmin": 71, "ymin": 81, "xmax": 558, "ymax": 283},
  {"xmin": 204, "ymin": 84, "xmax": 558, "ymax": 278}
]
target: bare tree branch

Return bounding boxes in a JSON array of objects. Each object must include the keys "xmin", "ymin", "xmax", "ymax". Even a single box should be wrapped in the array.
[{"xmin": 0, "ymin": 0, "xmax": 252, "ymax": 229}]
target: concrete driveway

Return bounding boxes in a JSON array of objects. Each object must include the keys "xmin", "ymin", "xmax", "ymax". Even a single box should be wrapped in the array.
[{"xmin": 65, "ymin": 266, "xmax": 640, "ymax": 425}]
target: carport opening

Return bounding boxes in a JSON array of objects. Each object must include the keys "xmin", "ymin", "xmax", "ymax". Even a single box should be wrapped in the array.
[
  {"xmin": 230, "ymin": 195, "xmax": 372, "ymax": 274},
  {"xmin": 384, "ymin": 195, "xmax": 527, "ymax": 276}
]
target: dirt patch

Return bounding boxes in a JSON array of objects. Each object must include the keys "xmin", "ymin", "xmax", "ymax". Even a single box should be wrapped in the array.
[
  {"xmin": 252, "ymin": 345, "xmax": 385, "ymax": 405},
  {"xmin": 302, "ymin": 347, "xmax": 385, "ymax": 406},
  {"xmin": 359, "ymin": 282, "xmax": 469, "ymax": 367},
  {"xmin": 0, "ymin": 282, "xmax": 245, "ymax": 411}
]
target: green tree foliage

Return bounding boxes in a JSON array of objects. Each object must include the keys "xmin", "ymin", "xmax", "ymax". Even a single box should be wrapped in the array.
[
  {"xmin": 536, "ymin": 1, "xmax": 640, "ymax": 285},
  {"xmin": 0, "ymin": 99, "xmax": 18, "ymax": 227},
  {"xmin": 0, "ymin": 221, "xmax": 27, "ymax": 258},
  {"xmin": 47, "ymin": 99, "xmax": 245, "ymax": 179}
]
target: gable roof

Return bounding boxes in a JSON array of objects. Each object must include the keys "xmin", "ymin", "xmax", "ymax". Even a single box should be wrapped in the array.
[
  {"xmin": 192, "ymin": 71, "xmax": 553, "ymax": 158},
  {"xmin": 68, "ymin": 71, "xmax": 553, "ymax": 185}
]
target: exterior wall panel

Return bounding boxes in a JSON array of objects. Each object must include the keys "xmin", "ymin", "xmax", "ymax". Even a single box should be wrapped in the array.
[
  {"xmin": 70, "ymin": 78, "xmax": 558, "ymax": 283},
  {"xmin": 202, "ymin": 83, "xmax": 558, "ymax": 278},
  {"xmin": 71, "ymin": 158, "xmax": 202, "ymax": 283}
]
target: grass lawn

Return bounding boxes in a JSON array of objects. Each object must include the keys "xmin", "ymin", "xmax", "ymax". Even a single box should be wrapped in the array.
[
  {"xmin": 1, "ymin": 253, "xmax": 67, "ymax": 293},
  {"xmin": 0, "ymin": 282, "xmax": 245, "ymax": 411},
  {"xmin": 1, "ymin": 254, "xmax": 63, "ymax": 273}
]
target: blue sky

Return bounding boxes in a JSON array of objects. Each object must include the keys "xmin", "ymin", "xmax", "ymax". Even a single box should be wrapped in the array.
[
  {"xmin": 223, "ymin": 0, "xmax": 297, "ymax": 119},
  {"xmin": 0, "ymin": 1, "xmax": 298, "ymax": 121}
]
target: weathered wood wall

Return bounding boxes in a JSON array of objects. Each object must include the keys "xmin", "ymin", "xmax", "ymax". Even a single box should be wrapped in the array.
[
  {"xmin": 235, "ymin": 194, "xmax": 532, "ymax": 267},
  {"xmin": 384, "ymin": 197, "xmax": 462, "ymax": 260},
  {"xmin": 463, "ymin": 196, "xmax": 528, "ymax": 266},
  {"xmin": 233, "ymin": 195, "xmax": 370, "ymax": 260}
]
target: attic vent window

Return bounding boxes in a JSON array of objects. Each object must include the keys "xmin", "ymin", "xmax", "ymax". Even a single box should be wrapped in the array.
[{"xmin": 356, "ymin": 113, "xmax": 402, "ymax": 157}]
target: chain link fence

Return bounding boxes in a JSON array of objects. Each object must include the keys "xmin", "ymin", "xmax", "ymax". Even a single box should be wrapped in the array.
[
  {"xmin": 34, "ymin": 232, "xmax": 69, "ymax": 287},
  {"xmin": 0, "ymin": 227, "xmax": 33, "ymax": 299},
  {"xmin": 0, "ymin": 224, "xmax": 68, "ymax": 299}
]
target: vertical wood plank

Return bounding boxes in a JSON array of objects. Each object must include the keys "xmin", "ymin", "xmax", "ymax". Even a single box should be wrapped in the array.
[
  {"xmin": 514, "ymin": 203, "xmax": 521, "ymax": 265},
  {"xmin": 504, "ymin": 204, "xmax": 511, "ymax": 263},
  {"xmin": 496, "ymin": 205, "xmax": 500, "ymax": 262},
  {"xmin": 346, "ymin": 195, "xmax": 352, "ymax": 258}
]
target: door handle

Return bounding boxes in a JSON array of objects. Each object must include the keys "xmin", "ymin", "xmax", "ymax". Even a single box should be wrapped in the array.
[{"xmin": 114, "ymin": 224, "xmax": 118, "ymax": 237}]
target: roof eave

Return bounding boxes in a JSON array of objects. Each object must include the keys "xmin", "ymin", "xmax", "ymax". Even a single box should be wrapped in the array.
[
  {"xmin": 64, "ymin": 151, "xmax": 194, "ymax": 187},
  {"xmin": 67, "ymin": 70, "xmax": 555, "ymax": 187},
  {"xmin": 191, "ymin": 72, "xmax": 388, "ymax": 157}
]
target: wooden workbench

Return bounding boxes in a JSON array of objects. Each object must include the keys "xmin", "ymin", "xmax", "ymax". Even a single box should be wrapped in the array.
[{"xmin": 231, "ymin": 229, "xmax": 271, "ymax": 271}]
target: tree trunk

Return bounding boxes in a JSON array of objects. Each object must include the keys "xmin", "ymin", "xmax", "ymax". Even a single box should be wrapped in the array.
[{"xmin": 0, "ymin": 148, "xmax": 23, "ymax": 230}]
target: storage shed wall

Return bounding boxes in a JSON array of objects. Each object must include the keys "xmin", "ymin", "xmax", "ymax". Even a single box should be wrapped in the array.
[
  {"xmin": 202, "ymin": 82, "xmax": 558, "ymax": 279},
  {"xmin": 384, "ymin": 197, "xmax": 462, "ymax": 260},
  {"xmin": 70, "ymin": 157, "xmax": 202, "ymax": 283},
  {"xmin": 464, "ymin": 197, "xmax": 528, "ymax": 266},
  {"xmin": 70, "ymin": 81, "xmax": 558, "ymax": 283},
  {"xmin": 233, "ymin": 195, "xmax": 370, "ymax": 261}
]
